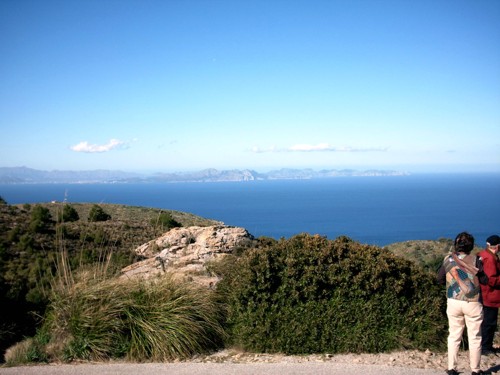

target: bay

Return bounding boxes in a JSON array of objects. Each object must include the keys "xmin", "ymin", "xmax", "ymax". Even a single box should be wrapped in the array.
[{"xmin": 1, "ymin": 173, "xmax": 499, "ymax": 247}]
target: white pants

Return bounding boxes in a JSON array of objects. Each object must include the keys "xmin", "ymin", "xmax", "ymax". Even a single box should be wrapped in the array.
[{"xmin": 446, "ymin": 298, "xmax": 483, "ymax": 372}]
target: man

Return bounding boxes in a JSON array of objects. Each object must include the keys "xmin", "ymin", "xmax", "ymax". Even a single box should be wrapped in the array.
[
  {"xmin": 479, "ymin": 234, "xmax": 500, "ymax": 355},
  {"xmin": 437, "ymin": 232, "xmax": 489, "ymax": 375}
]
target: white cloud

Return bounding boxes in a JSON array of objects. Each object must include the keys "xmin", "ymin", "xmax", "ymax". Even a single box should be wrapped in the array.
[
  {"xmin": 251, "ymin": 143, "xmax": 388, "ymax": 153},
  {"xmin": 70, "ymin": 139, "xmax": 127, "ymax": 153},
  {"xmin": 331, "ymin": 146, "xmax": 389, "ymax": 153},
  {"xmin": 288, "ymin": 143, "xmax": 333, "ymax": 152},
  {"xmin": 250, "ymin": 145, "xmax": 278, "ymax": 153}
]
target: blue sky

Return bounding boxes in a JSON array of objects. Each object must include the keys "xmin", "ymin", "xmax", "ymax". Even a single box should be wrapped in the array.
[{"xmin": 1, "ymin": 0, "xmax": 499, "ymax": 174}]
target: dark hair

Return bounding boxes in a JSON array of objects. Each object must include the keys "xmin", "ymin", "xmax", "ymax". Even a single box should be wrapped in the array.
[{"xmin": 454, "ymin": 231, "xmax": 475, "ymax": 253}]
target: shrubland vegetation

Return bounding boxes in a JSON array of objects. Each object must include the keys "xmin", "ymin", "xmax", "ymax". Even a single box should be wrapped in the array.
[
  {"xmin": 385, "ymin": 238, "xmax": 484, "ymax": 273},
  {"xmin": 0, "ymin": 199, "xmax": 218, "ymax": 360},
  {"xmin": 1, "ymin": 197, "xmax": 451, "ymax": 365},
  {"xmin": 7, "ymin": 272, "xmax": 225, "ymax": 363},
  {"xmin": 215, "ymin": 234, "xmax": 447, "ymax": 354}
]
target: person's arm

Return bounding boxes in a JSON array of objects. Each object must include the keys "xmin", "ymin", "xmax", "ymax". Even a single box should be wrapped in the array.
[
  {"xmin": 436, "ymin": 263, "xmax": 446, "ymax": 285},
  {"xmin": 476, "ymin": 258, "xmax": 489, "ymax": 285},
  {"xmin": 483, "ymin": 255, "xmax": 500, "ymax": 287}
]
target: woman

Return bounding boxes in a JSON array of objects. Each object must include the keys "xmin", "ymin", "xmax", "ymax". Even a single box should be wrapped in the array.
[{"xmin": 437, "ymin": 232, "xmax": 489, "ymax": 375}]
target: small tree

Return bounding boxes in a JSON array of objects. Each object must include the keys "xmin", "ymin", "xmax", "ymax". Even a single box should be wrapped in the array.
[
  {"xmin": 152, "ymin": 212, "xmax": 182, "ymax": 231},
  {"xmin": 0, "ymin": 196, "xmax": 6, "ymax": 205},
  {"xmin": 88, "ymin": 205, "xmax": 111, "ymax": 222},
  {"xmin": 29, "ymin": 205, "xmax": 53, "ymax": 233},
  {"xmin": 58, "ymin": 204, "xmax": 79, "ymax": 223}
]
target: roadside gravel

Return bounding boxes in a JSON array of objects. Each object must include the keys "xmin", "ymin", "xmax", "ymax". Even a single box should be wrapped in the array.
[
  {"xmin": 2, "ymin": 349, "xmax": 500, "ymax": 375},
  {"xmin": 0, "ymin": 362, "xmax": 445, "ymax": 375}
]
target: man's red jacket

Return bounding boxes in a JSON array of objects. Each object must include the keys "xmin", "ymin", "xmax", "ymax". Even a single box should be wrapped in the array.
[{"xmin": 479, "ymin": 248, "xmax": 500, "ymax": 308}]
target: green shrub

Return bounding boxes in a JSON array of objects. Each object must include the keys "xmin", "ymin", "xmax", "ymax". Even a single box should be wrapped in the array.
[
  {"xmin": 18, "ymin": 233, "xmax": 34, "ymax": 251},
  {"xmin": 29, "ymin": 205, "xmax": 53, "ymax": 233},
  {"xmin": 216, "ymin": 234, "xmax": 447, "ymax": 354},
  {"xmin": 88, "ymin": 205, "xmax": 111, "ymax": 222},
  {"xmin": 34, "ymin": 272, "xmax": 225, "ymax": 362},
  {"xmin": 58, "ymin": 204, "xmax": 79, "ymax": 223},
  {"xmin": 7, "ymin": 226, "xmax": 21, "ymax": 243},
  {"xmin": 151, "ymin": 212, "xmax": 182, "ymax": 231}
]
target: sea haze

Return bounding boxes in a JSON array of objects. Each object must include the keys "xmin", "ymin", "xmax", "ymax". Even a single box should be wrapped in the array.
[{"xmin": 1, "ymin": 173, "xmax": 499, "ymax": 247}]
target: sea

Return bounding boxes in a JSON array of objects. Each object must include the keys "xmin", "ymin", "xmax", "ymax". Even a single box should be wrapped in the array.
[{"xmin": 1, "ymin": 173, "xmax": 499, "ymax": 247}]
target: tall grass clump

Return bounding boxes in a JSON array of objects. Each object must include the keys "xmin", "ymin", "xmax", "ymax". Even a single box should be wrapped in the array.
[
  {"xmin": 216, "ymin": 234, "xmax": 447, "ymax": 355},
  {"xmin": 7, "ymin": 271, "xmax": 226, "ymax": 364}
]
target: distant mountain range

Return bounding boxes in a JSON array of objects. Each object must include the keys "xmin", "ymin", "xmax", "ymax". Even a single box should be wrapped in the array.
[{"xmin": 0, "ymin": 166, "xmax": 409, "ymax": 184}]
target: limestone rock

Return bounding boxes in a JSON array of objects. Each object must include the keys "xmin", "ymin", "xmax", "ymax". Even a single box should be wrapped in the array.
[{"xmin": 121, "ymin": 225, "xmax": 255, "ymax": 286}]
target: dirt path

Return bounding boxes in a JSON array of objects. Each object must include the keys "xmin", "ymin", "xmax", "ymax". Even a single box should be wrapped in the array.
[
  {"xmin": 0, "ymin": 362, "xmax": 445, "ymax": 375},
  {"xmin": 2, "ymin": 349, "xmax": 500, "ymax": 375}
]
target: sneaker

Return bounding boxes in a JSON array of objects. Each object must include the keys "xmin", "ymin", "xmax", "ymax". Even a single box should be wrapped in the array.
[
  {"xmin": 472, "ymin": 371, "xmax": 492, "ymax": 375},
  {"xmin": 446, "ymin": 370, "xmax": 459, "ymax": 375}
]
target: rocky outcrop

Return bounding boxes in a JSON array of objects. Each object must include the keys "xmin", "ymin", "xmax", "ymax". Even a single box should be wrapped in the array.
[{"xmin": 121, "ymin": 225, "xmax": 255, "ymax": 287}]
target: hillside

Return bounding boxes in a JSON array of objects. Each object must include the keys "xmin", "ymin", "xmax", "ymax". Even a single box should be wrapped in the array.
[
  {"xmin": 0, "ymin": 201, "xmax": 221, "ymax": 359},
  {"xmin": 383, "ymin": 239, "xmax": 453, "ymax": 272},
  {"xmin": 2, "ymin": 201, "xmax": 221, "ymax": 253},
  {"xmin": 384, "ymin": 238, "xmax": 484, "ymax": 272},
  {"xmin": 0, "ymin": 199, "xmax": 456, "ymax": 362}
]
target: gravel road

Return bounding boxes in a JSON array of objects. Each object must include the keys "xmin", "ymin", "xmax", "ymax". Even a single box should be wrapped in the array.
[
  {"xmin": 0, "ymin": 362, "xmax": 445, "ymax": 375},
  {"xmin": 4, "ymin": 349, "xmax": 500, "ymax": 375}
]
